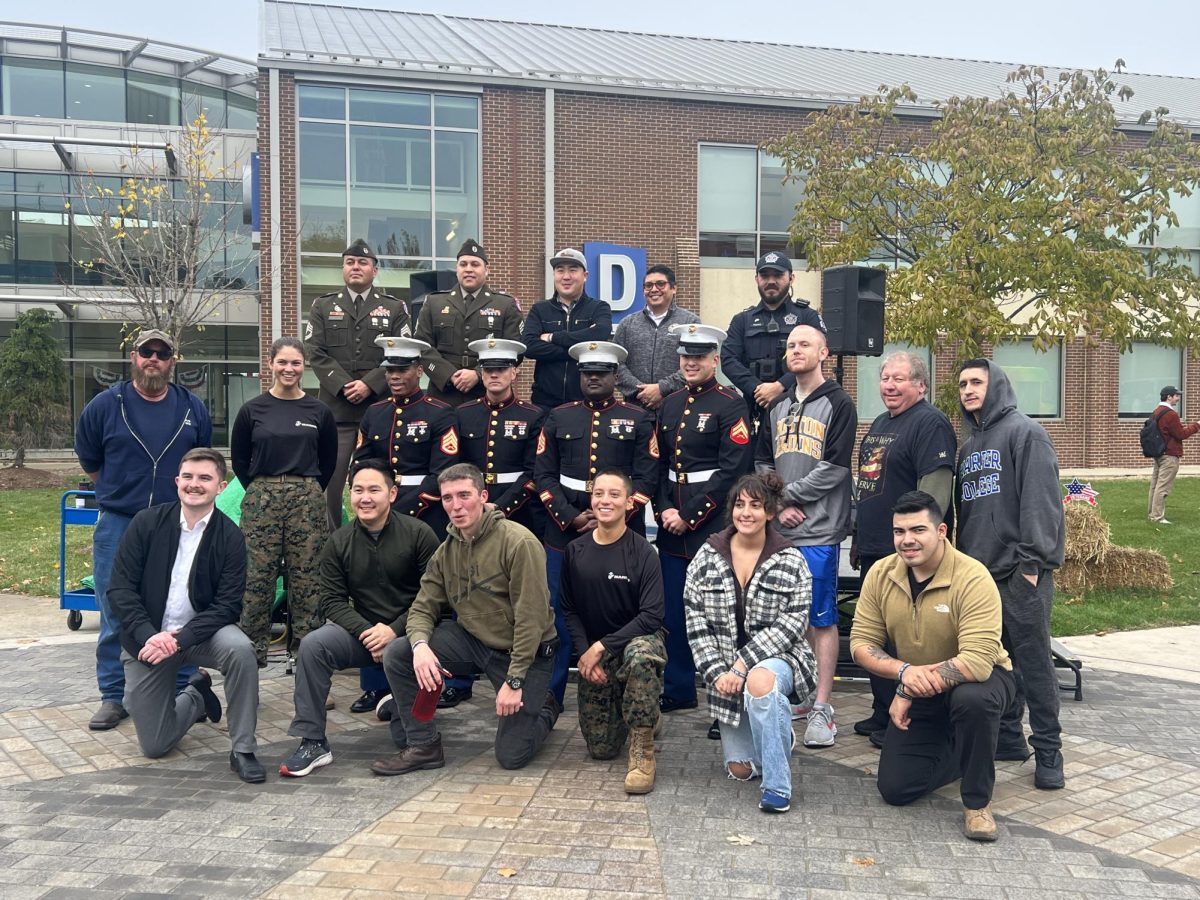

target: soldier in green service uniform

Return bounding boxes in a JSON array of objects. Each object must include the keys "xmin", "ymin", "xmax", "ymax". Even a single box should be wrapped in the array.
[
  {"xmin": 305, "ymin": 239, "xmax": 412, "ymax": 531},
  {"xmin": 414, "ymin": 239, "xmax": 523, "ymax": 407}
]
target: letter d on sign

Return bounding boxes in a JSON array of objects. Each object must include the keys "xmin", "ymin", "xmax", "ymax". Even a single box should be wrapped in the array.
[{"xmin": 584, "ymin": 242, "xmax": 647, "ymax": 324}]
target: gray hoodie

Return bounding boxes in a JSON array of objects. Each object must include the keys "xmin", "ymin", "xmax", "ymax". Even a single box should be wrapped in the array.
[{"xmin": 955, "ymin": 360, "xmax": 1065, "ymax": 578}]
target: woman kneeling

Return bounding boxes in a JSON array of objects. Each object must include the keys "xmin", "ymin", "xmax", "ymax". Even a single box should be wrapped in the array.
[{"xmin": 683, "ymin": 473, "xmax": 817, "ymax": 813}]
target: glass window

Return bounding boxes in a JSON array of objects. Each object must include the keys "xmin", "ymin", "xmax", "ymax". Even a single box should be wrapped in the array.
[
  {"xmin": 16, "ymin": 193, "xmax": 69, "ymax": 284},
  {"xmin": 699, "ymin": 145, "xmax": 756, "ymax": 233},
  {"xmin": 1119, "ymin": 343, "xmax": 1183, "ymax": 417},
  {"xmin": 1159, "ymin": 189, "xmax": 1200, "ymax": 250},
  {"xmin": 434, "ymin": 132, "xmax": 478, "ymax": 258},
  {"xmin": 0, "ymin": 189, "xmax": 14, "ymax": 283},
  {"xmin": 350, "ymin": 89, "xmax": 429, "ymax": 125},
  {"xmin": 298, "ymin": 84, "xmax": 343, "ymax": 119},
  {"xmin": 226, "ymin": 93, "xmax": 257, "ymax": 130},
  {"xmin": 298, "ymin": 121, "xmax": 347, "ymax": 253},
  {"xmin": 183, "ymin": 83, "xmax": 227, "ymax": 129},
  {"xmin": 65, "ymin": 64, "xmax": 125, "ymax": 122},
  {"xmin": 350, "ymin": 125, "xmax": 431, "ymax": 258},
  {"xmin": 127, "ymin": 72, "xmax": 180, "ymax": 125},
  {"xmin": 991, "ymin": 340, "xmax": 1061, "ymax": 418},
  {"xmin": 856, "ymin": 344, "xmax": 933, "ymax": 421},
  {"xmin": 70, "ymin": 321, "xmax": 127, "ymax": 358},
  {"xmin": 434, "ymin": 95, "xmax": 479, "ymax": 129},
  {"xmin": 2, "ymin": 58, "xmax": 64, "ymax": 118},
  {"xmin": 759, "ymin": 152, "xmax": 805, "ymax": 234}
]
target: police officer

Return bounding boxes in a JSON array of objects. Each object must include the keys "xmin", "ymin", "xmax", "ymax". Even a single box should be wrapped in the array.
[
  {"xmin": 655, "ymin": 324, "xmax": 753, "ymax": 715},
  {"xmin": 457, "ymin": 339, "xmax": 546, "ymax": 537},
  {"xmin": 721, "ymin": 251, "xmax": 825, "ymax": 425},
  {"xmin": 521, "ymin": 247, "xmax": 613, "ymax": 410},
  {"xmin": 414, "ymin": 239, "xmax": 523, "ymax": 406},
  {"xmin": 534, "ymin": 341, "xmax": 659, "ymax": 705},
  {"xmin": 353, "ymin": 337, "xmax": 458, "ymax": 539},
  {"xmin": 305, "ymin": 239, "xmax": 412, "ymax": 531}
]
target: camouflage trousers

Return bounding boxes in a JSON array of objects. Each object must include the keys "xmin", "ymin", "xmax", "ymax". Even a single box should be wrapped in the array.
[
  {"xmin": 239, "ymin": 477, "xmax": 328, "ymax": 666},
  {"xmin": 577, "ymin": 632, "xmax": 666, "ymax": 760}
]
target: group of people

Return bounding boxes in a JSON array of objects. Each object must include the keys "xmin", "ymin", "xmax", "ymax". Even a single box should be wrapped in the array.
[{"xmin": 72, "ymin": 236, "xmax": 1067, "ymax": 842}]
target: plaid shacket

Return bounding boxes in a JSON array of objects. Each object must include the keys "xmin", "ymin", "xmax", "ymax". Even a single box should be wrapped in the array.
[{"xmin": 683, "ymin": 526, "xmax": 818, "ymax": 727}]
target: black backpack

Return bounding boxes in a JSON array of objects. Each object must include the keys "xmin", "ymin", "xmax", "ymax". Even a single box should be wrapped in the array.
[{"xmin": 1140, "ymin": 408, "xmax": 1168, "ymax": 458}]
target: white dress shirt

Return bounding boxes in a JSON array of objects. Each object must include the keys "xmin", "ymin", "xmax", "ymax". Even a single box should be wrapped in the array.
[{"xmin": 162, "ymin": 510, "xmax": 212, "ymax": 632}]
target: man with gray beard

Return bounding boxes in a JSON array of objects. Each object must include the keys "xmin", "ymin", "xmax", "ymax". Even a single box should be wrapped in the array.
[{"xmin": 75, "ymin": 330, "xmax": 212, "ymax": 731}]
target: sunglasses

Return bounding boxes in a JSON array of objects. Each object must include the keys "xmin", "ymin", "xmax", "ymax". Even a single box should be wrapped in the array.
[{"xmin": 137, "ymin": 346, "xmax": 174, "ymax": 360}]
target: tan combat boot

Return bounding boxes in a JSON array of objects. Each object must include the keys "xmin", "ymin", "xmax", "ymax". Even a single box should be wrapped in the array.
[
  {"xmin": 963, "ymin": 805, "xmax": 998, "ymax": 842},
  {"xmin": 624, "ymin": 726, "xmax": 656, "ymax": 794}
]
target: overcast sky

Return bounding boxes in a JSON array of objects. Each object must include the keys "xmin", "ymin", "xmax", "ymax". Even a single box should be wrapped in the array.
[{"xmin": 26, "ymin": 0, "xmax": 1200, "ymax": 78}]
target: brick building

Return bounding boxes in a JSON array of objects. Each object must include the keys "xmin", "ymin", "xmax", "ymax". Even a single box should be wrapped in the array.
[{"xmin": 257, "ymin": 1, "xmax": 1200, "ymax": 467}]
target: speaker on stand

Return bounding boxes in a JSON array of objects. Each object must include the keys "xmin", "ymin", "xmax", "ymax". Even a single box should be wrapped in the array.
[
  {"xmin": 407, "ymin": 269, "xmax": 458, "ymax": 324},
  {"xmin": 820, "ymin": 265, "xmax": 886, "ymax": 385}
]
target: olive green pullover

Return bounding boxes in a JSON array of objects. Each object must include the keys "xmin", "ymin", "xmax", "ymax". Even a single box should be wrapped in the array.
[{"xmin": 406, "ymin": 508, "xmax": 556, "ymax": 680}]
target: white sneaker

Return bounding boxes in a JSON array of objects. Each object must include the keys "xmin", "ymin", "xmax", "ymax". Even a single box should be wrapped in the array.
[{"xmin": 803, "ymin": 702, "xmax": 837, "ymax": 748}]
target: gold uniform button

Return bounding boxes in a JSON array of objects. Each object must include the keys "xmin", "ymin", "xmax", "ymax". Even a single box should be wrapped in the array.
[
  {"xmin": 590, "ymin": 455, "xmax": 597, "ymax": 462},
  {"xmin": 391, "ymin": 457, "xmax": 398, "ymax": 464},
  {"xmin": 488, "ymin": 441, "xmax": 495, "ymax": 447}
]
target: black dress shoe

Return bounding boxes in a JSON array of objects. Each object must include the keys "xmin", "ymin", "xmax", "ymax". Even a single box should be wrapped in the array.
[
  {"xmin": 88, "ymin": 701, "xmax": 128, "ymax": 731},
  {"xmin": 707, "ymin": 719, "xmax": 721, "ymax": 740},
  {"xmin": 189, "ymin": 670, "xmax": 222, "ymax": 724},
  {"xmin": 658, "ymin": 696, "xmax": 698, "ymax": 714},
  {"xmin": 230, "ymin": 751, "xmax": 266, "ymax": 783},
  {"xmin": 853, "ymin": 714, "xmax": 889, "ymax": 737},
  {"xmin": 869, "ymin": 729, "xmax": 885, "ymax": 749},
  {"xmin": 437, "ymin": 685, "xmax": 473, "ymax": 709},
  {"xmin": 350, "ymin": 690, "xmax": 387, "ymax": 714}
]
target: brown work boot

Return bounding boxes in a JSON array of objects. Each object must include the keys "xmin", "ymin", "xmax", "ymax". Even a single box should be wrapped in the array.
[
  {"xmin": 370, "ymin": 738, "xmax": 444, "ymax": 776},
  {"xmin": 963, "ymin": 805, "xmax": 998, "ymax": 842},
  {"xmin": 624, "ymin": 726, "xmax": 656, "ymax": 794}
]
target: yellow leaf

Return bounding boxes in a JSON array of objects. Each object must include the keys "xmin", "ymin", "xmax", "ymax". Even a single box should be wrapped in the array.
[
  {"xmin": 726, "ymin": 834, "xmax": 756, "ymax": 845},
  {"xmin": 852, "ymin": 857, "xmax": 876, "ymax": 867},
  {"xmin": 497, "ymin": 868, "xmax": 518, "ymax": 878}
]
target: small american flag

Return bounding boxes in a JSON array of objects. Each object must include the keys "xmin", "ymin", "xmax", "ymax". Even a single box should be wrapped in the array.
[{"xmin": 1063, "ymin": 479, "xmax": 1099, "ymax": 506}]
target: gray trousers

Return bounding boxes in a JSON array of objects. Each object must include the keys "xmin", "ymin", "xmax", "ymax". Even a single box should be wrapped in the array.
[
  {"xmin": 998, "ymin": 570, "xmax": 1062, "ymax": 753},
  {"xmin": 383, "ymin": 620, "xmax": 558, "ymax": 770},
  {"xmin": 325, "ymin": 423, "xmax": 359, "ymax": 530},
  {"xmin": 288, "ymin": 622, "xmax": 409, "ymax": 748},
  {"xmin": 122, "ymin": 624, "xmax": 259, "ymax": 758}
]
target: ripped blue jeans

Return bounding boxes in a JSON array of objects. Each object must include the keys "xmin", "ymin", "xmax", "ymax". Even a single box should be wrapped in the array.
[{"xmin": 719, "ymin": 657, "xmax": 795, "ymax": 800}]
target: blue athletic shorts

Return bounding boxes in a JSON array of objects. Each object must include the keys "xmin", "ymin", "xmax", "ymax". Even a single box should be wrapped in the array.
[{"xmin": 798, "ymin": 544, "xmax": 839, "ymax": 628}]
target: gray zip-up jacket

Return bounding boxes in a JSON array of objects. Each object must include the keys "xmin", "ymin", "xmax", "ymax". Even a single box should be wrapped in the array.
[
  {"xmin": 755, "ymin": 379, "xmax": 857, "ymax": 546},
  {"xmin": 613, "ymin": 304, "xmax": 701, "ymax": 402}
]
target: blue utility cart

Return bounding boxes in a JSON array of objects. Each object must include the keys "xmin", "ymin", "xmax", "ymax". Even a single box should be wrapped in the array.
[{"xmin": 59, "ymin": 489, "xmax": 99, "ymax": 631}]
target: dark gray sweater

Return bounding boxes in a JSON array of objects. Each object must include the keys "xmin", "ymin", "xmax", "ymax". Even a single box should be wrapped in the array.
[{"xmin": 613, "ymin": 305, "xmax": 701, "ymax": 401}]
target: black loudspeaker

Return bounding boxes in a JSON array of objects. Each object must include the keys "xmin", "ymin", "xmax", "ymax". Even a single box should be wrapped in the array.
[
  {"xmin": 407, "ymin": 269, "xmax": 457, "ymax": 323},
  {"xmin": 821, "ymin": 265, "xmax": 886, "ymax": 356}
]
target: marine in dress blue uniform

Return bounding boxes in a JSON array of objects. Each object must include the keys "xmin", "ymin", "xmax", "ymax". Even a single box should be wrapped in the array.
[
  {"xmin": 655, "ymin": 324, "xmax": 752, "ymax": 711},
  {"xmin": 353, "ymin": 337, "xmax": 458, "ymax": 538},
  {"xmin": 534, "ymin": 341, "xmax": 659, "ymax": 704}
]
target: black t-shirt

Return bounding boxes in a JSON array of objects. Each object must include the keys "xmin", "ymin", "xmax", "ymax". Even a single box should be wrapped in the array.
[
  {"xmin": 856, "ymin": 400, "xmax": 956, "ymax": 557},
  {"xmin": 230, "ymin": 393, "xmax": 339, "ymax": 488},
  {"xmin": 558, "ymin": 528, "xmax": 665, "ymax": 657},
  {"xmin": 906, "ymin": 568, "xmax": 934, "ymax": 602}
]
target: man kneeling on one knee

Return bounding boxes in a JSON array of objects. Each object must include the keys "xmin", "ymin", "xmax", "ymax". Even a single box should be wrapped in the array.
[
  {"xmin": 560, "ymin": 469, "xmax": 666, "ymax": 793},
  {"xmin": 107, "ymin": 448, "xmax": 265, "ymax": 783},
  {"xmin": 280, "ymin": 460, "xmax": 440, "ymax": 777},
  {"xmin": 374, "ymin": 463, "xmax": 562, "ymax": 774},
  {"xmin": 849, "ymin": 490, "xmax": 1016, "ymax": 842}
]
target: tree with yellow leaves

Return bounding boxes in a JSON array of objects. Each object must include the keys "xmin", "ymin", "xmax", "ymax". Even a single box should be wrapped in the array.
[{"xmin": 67, "ymin": 115, "xmax": 251, "ymax": 356}]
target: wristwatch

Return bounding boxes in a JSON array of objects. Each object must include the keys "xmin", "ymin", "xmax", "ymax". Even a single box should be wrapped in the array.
[{"xmin": 505, "ymin": 676, "xmax": 524, "ymax": 691}]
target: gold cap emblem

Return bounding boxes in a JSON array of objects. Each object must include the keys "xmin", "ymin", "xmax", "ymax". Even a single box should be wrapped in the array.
[
  {"xmin": 589, "ymin": 342, "xmax": 598, "ymax": 350},
  {"xmin": 688, "ymin": 324, "xmax": 698, "ymax": 334},
  {"xmin": 386, "ymin": 339, "xmax": 395, "ymax": 347}
]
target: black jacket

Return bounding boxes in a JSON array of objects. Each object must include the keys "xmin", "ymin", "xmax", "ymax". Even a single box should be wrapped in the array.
[
  {"xmin": 521, "ymin": 293, "xmax": 613, "ymax": 407},
  {"xmin": 107, "ymin": 501, "xmax": 247, "ymax": 657}
]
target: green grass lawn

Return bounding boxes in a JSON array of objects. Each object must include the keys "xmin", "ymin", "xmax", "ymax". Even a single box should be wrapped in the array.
[
  {"xmin": 1050, "ymin": 477, "xmax": 1200, "ymax": 636},
  {"xmin": 2, "ymin": 474, "xmax": 1197, "ymax": 637}
]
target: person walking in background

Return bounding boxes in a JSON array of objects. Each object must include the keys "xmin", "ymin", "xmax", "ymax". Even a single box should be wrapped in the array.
[
  {"xmin": 1148, "ymin": 385, "xmax": 1199, "ymax": 525},
  {"xmin": 74, "ymin": 329, "xmax": 212, "ymax": 731},
  {"xmin": 231, "ymin": 337, "xmax": 338, "ymax": 668}
]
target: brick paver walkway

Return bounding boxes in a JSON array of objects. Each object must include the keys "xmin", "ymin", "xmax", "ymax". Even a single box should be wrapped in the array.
[{"xmin": 1, "ymin": 640, "xmax": 1198, "ymax": 898}]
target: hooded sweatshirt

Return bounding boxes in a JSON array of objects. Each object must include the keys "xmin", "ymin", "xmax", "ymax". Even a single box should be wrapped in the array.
[
  {"xmin": 955, "ymin": 360, "xmax": 1065, "ymax": 579},
  {"xmin": 754, "ymin": 378, "xmax": 857, "ymax": 546},
  {"xmin": 405, "ymin": 507, "xmax": 556, "ymax": 681}
]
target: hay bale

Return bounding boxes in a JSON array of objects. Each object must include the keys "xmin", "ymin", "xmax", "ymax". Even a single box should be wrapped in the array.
[
  {"xmin": 1092, "ymin": 546, "xmax": 1172, "ymax": 591},
  {"xmin": 1063, "ymin": 502, "xmax": 1111, "ymax": 564},
  {"xmin": 1054, "ymin": 562, "xmax": 1093, "ymax": 595}
]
